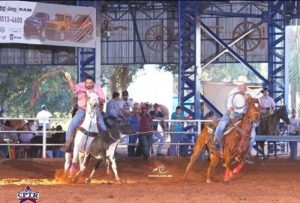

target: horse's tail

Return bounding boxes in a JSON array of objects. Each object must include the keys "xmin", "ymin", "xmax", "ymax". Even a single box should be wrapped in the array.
[{"xmin": 183, "ymin": 125, "xmax": 210, "ymax": 179}]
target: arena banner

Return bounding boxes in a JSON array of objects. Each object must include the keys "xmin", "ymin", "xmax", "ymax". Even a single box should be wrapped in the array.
[{"xmin": 0, "ymin": 1, "xmax": 96, "ymax": 48}]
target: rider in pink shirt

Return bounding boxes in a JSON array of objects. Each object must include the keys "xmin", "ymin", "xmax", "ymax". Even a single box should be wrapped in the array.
[
  {"xmin": 76, "ymin": 82, "xmax": 105, "ymax": 110},
  {"xmin": 64, "ymin": 72, "xmax": 107, "ymax": 151}
]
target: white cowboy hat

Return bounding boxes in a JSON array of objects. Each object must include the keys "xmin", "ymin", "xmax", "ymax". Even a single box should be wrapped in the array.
[{"xmin": 233, "ymin": 75, "xmax": 251, "ymax": 85}]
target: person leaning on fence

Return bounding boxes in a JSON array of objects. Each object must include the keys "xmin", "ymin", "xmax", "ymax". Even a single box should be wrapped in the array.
[
  {"xmin": 212, "ymin": 75, "xmax": 256, "ymax": 157},
  {"xmin": 106, "ymin": 92, "xmax": 123, "ymax": 121},
  {"xmin": 288, "ymin": 109, "xmax": 300, "ymax": 159},
  {"xmin": 139, "ymin": 103, "xmax": 153, "ymax": 161},
  {"xmin": 168, "ymin": 106, "xmax": 192, "ymax": 156},
  {"xmin": 127, "ymin": 102, "xmax": 141, "ymax": 157},
  {"xmin": 150, "ymin": 103, "xmax": 165, "ymax": 156},
  {"xmin": 64, "ymin": 72, "xmax": 107, "ymax": 152}
]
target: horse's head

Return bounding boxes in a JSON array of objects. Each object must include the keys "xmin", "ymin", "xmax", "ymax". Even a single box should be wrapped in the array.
[
  {"xmin": 246, "ymin": 97, "xmax": 260, "ymax": 125},
  {"xmin": 276, "ymin": 106, "xmax": 290, "ymax": 125},
  {"xmin": 86, "ymin": 91, "xmax": 99, "ymax": 113}
]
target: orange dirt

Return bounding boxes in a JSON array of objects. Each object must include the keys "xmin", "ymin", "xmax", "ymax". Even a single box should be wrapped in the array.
[{"xmin": 0, "ymin": 157, "xmax": 300, "ymax": 203}]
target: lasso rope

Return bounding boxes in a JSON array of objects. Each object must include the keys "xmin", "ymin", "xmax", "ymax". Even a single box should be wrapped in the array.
[
  {"xmin": 225, "ymin": 92, "xmax": 247, "ymax": 111},
  {"xmin": 31, "ymin": 69, "xmax": 74, "ymax": 113}
]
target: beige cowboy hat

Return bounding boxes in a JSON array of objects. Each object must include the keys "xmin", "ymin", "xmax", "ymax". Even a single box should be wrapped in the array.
[{"xmin": 233, "ymin": 75, "xmax": 251, "ymax": 85}]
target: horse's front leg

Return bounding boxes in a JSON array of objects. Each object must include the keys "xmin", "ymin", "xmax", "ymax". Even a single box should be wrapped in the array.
[
  {"xmin": 73, "ymin": 153, "xmax": 91, "ymax": 182},
  {"xmin": 69, "ymin": 134, "xmax": 82, "ymax": 176},
  {"xmin": 223, "ymin": 148, "xmax": 233, "ymax": 182},
  {"xmin": 64, "ymin": 152, "xmax": 72, "ymax": 172}
]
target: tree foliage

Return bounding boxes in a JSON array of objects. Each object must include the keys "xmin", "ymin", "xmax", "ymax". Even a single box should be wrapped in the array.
[{"xmin": 0, "ymin": 65, "xmax": 76, "ymax": 117}]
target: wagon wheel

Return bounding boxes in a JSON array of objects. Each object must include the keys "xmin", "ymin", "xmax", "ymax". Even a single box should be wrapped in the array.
[
  {"xmin": 232, "ymin": 21, "xmax": 262, "ymax": 52},
  {"xmin": 145, "ymin": 25, "xmax": 173, "ymax": 52}
]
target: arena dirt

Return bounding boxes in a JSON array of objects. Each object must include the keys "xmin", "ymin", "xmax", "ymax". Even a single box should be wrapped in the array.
[{"xmin": 0, "ymin": 157, "xmax": 300, "ymax": 203}]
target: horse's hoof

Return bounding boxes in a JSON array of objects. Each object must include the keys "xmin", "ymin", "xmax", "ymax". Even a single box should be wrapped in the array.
[
  {"xmin": 206, "ymin": 179, "xmax": 212, "ymax": 184},
  {"xmin": 85, "ymin": 178, "xmax": 91, "ymax": 184},
  {"xmin": 224, "ymin": 176, "xmax": 232, "ymax": 182},
  {"xmin": 72, "ymin": 176, "xmax": 79, "ymax": 183},
  {"xmin": 224, "ymin": 169, "xmax": 233, "ymax": 182}
]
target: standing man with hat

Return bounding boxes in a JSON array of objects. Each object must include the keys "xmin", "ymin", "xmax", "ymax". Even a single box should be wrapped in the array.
[
  {"xmin": 119, "ymin": 90, "xmax": 133, "ymax": 119},
  {"xmin": 259, "ymin": 87, "xmax": 275, "ymax": 115},
  {"xmin": 213, "ymin": 75, "xmax": 255, "ymax": 156}
]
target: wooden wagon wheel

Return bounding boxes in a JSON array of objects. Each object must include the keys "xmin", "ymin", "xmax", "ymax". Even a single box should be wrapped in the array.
[
  {"xmin": 145, "ymin": 25, "xmax": 173, "ymax": 52},
  {"xmin": 232, "ymin": 21, "xmax": 262, "ymax": 52}
]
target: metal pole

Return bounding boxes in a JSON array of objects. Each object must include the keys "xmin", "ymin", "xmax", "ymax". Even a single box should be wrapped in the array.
[{"xmin": 42, "ymin": 122, "xmax": 47, "ymax": 158}]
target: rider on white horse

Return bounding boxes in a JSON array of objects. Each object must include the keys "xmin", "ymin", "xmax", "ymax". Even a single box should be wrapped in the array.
[{"xmin": 64, "ymin": 72, "xmax": 106, "ymax": 153}]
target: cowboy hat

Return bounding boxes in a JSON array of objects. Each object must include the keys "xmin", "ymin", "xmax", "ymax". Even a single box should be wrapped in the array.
[{"xmin": 233, "ymin": 75, "xmax": 251, "ymax": 85}]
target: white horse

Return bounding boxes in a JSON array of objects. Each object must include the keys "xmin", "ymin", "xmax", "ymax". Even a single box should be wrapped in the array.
[{"xmin": 64, "ymin": 90, "xmax": 100, "ymax": 175}]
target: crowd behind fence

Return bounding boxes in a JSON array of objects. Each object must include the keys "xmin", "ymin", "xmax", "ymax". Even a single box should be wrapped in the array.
[{"xmin": 0, "ymin": 117, "xmax": 299, "ymax": 159}]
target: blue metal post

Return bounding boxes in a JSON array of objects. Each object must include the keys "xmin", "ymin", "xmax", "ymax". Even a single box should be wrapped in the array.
[
  {"xmin": 178, "ymin": 1, "xmax": 200, "ymax": 119},
  {"xmin": 76, "ymin": 0, "xmax": 97, "ymax": 82},
  {"xmin": 268, "ymin": 1, "xmax": 287, "ymax": 106}
]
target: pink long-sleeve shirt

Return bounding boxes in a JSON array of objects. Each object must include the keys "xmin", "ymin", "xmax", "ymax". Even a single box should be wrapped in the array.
[{"xmin": 76, "ymin": 82, "xmax": 105, "ymax": 110}]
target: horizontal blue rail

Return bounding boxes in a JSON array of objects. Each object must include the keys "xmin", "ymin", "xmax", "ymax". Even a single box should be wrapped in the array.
[{"xmin": 255, "ymin": 135, "xmax": 300, "ymax": 142}]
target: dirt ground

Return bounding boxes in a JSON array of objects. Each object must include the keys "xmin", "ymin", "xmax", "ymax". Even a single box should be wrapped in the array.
[{"xmin": 0, "ymin": 156, "xmax": 300, "ymax": 203}]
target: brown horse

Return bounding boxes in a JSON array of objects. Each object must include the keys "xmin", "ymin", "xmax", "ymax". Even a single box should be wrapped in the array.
[
  {"xmin": 184, "ymin": 97, "xmax": 260, "ymax": 183},
  {"xmin": 255, "ymin": 106, "xmax": 290, "ymax": 158}
]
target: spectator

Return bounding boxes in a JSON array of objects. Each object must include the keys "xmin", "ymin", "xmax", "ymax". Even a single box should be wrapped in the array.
[
  {"xmin": 259, "ymin": 87, "xmax": 275, "ymax": 115},
  {"xmin": 119, "ymin": 90, "xmax": 133, "ymax": 119},
  {"xmin": 150, "ymin": 103, "xmax": 165, "ymax": 156},
  {"xmin": 106, "ymin": 92, "xmax": 123, "ymax": 120},
  {"xmin": 140, "ymin": 103, "xmax": 153, "ymax": 160},
  {"xmin": 168, "ymin": 106, "xmax": 191, "ymax": 156},
  {"xmin": 288, "ymin": 109, "xmax": 300, "ymax": 159},
  {"xmin": 36, "ymin": 105, "xmax": 52, "ymax": 130},
  {"xmin": 19, "ymin": 120, "xmax": 36, "ymax": 143},
  {"xmin": 127, "ymin": 102, "xmax": 140, "ymax": 157},
  {"xmin": 50, "ymin": 125, "xmax": 66, "ymax": 158}
]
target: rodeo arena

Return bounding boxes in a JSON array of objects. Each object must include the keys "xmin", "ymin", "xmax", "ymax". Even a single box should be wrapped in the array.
[{"xmin": 2, "ymin": 0, "xmax": 300, "ymax": 203}]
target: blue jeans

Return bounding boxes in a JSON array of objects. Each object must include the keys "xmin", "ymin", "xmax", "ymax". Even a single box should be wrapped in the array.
[
  {"xmin": 249, "ymin": 126, "xmax": 256, "ymax": 152},
  {"xmin": 214, "ymin": 112, "xmax": 243, "ymax": 150},
  {"xmin": 153, "ymin": 132, "xmax": 165, "ymax": 154},
  {"xmin": 66, "ymin": 109, "xmax": 107, "ymax": 140}
]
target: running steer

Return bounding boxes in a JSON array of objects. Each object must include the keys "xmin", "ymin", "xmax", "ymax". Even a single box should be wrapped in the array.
[{"xmin": 74, "ymin": 118, "xmax": 135, "ymax": 184}]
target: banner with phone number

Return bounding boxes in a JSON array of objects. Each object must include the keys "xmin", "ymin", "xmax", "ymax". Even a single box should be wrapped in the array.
[{"xmin": 0, "ymin": 1, "xmax": 96, "ymax": 48}]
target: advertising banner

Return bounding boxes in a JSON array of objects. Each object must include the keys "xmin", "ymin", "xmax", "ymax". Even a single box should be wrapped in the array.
[{"xmin": 0, "ymin": 1, "xmax": 96, "ymax": 48}]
